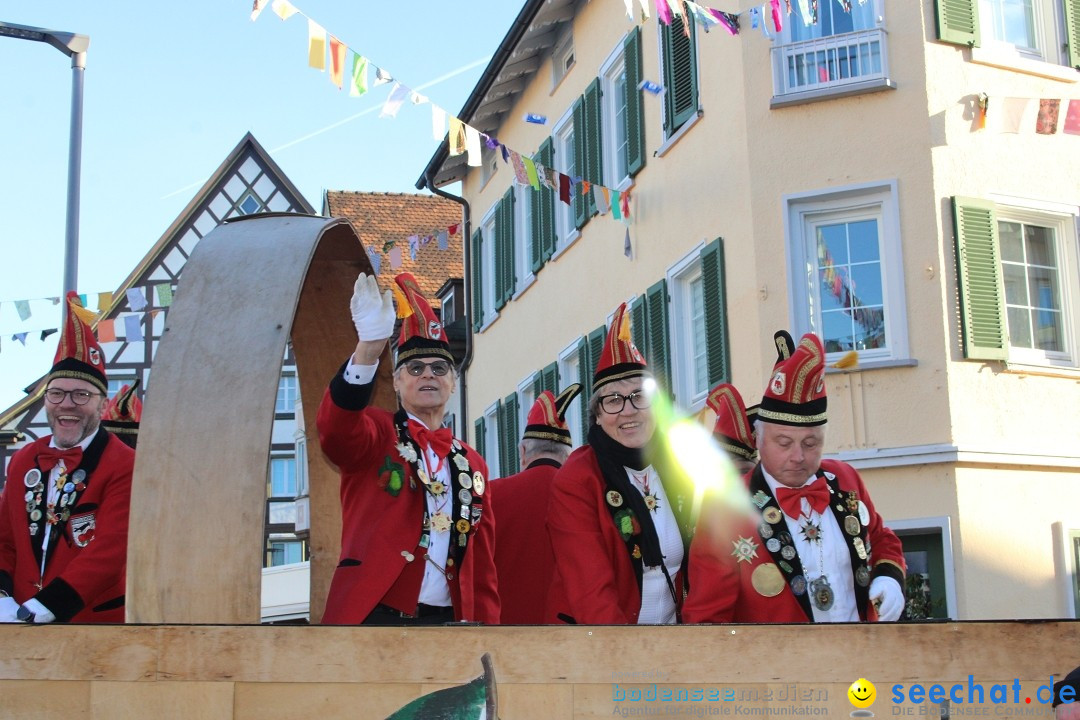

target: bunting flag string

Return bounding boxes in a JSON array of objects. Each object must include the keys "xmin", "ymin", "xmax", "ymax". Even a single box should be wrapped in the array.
[
  {"xmin": 0, "ymin": 284, "xmax": 175, "ymax": 353},
  {"xmin": 978, "ymin": 95, "xmax": 1080, "ymax": 135},
  {"xmin": 251, "ymin": 1, "xmax": 639, "ymax": 246}
]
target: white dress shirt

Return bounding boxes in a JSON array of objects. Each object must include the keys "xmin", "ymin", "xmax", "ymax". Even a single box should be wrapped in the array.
[
  {"xmin": 626, "ymin": 465, "xmax": 683, "ymax": 625},
  {"xmin": 762, "ymin": 467, "xmax": 857, "ymax": 622}
]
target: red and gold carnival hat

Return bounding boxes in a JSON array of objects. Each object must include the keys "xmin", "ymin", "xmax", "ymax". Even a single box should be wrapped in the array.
[
  {"xmin": 47, "ymin": 291, "xmax": 107, "ymax": 395},
  {"xmin": 101, "ymin": 380, "xmax": 142, "ymax": 443},
  {"xmin": 592, "ymin": 302, "xmax": 647, "ymax": 394},
  {"xmin": 523, "ymin": 383, "xmax": 583, "ymax": 446},
  {"xmin": 757, "ymin": 332, "xmax": 827, "ymax": 427},
  {"xmin": 392, "ymin": 272, "xmax": 453, "ymax": 368},
  {"xmin": 698, "ymin": 383, "xmax": 757, "ymax": 461}
]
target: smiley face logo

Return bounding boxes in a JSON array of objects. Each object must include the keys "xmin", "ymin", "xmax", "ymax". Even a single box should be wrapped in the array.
[{"xmin": 847, "ymin": 678, "xmax": 876, "ymax": 710}]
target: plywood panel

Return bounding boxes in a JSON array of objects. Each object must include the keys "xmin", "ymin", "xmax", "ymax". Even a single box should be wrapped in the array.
[
  {"xmin": 90, "ymin": 681, "xmax": 234, "ymax": 720},
  {"xmin": 0, "ymin": 625, "xmax": 157, "ymax": 681},
  {"xmin": 0, "ymin": 680, "xmax": 90, "ymax": 719},
  {"xmin": 127, "ymin": 215, "xmax": 371, "ymax": 624},
  {"xmin": 234, "ymin": 682, "xmax": 422, "ymax": 720}
]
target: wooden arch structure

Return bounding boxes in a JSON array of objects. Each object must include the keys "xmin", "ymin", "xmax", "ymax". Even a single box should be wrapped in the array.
[{"xmin": 126, "ymin": 213, "xmax": 394, "ymax": 623}]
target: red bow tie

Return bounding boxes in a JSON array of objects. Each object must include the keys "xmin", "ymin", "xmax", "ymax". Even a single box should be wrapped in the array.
[
  {"xmin": 38, "ymin": 446, "xmax": 83, "ymax": 473},
  {"xmin": 407, "ymin": 420, "xmax": 453, "ymax": 461},
  {"xmin": 774, "ymin": 480, "xmax": 829, "ymax": 519}
]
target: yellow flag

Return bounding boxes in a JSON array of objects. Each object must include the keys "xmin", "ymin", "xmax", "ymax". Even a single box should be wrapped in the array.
[
  {"xmin": 97, "ymin": 292, "xmax": 113, "ymax": 312},
  {"xmin": 449, "ymin": 117, "xmax": 466, "ymax": 156},
  {"xmin": 271, "ymin": 0, "xmax": 297, "ymax": 20},
  {"xmin": 308, "ymin": 19, "xmax": 326, "ymax": 71}
]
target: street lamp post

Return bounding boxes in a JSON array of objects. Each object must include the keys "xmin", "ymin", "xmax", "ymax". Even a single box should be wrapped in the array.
[{"xmin": 0, "ymin": 21, "xmax": 89, "ymax": 296}]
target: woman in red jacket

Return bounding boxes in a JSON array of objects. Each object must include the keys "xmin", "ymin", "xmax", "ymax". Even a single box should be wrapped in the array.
[{"xmin": 545, "ymin": 303, "xmax": 694, "ymax": 625}]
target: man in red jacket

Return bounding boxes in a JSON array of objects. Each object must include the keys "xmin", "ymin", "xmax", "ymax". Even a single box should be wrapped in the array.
[
  {"xmin": 317, "ymin": 272, "xmax": 499, "ymax": 625},
  {"xmin": 0, "ymin": 292, "xmax": 134, "ymax": 624},
  {"xmin": 491, "ymin": 383, "xmax": 581, "ymax": 624},
  {"xmin": 684, "ymin": 332, "xmax": 906, "ymax": 624}
]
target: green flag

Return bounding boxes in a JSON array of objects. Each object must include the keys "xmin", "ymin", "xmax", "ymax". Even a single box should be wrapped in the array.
[
  {"xmin": 385, "ymin": 653, "xmax": 498, "ymax": 720},
  {"xmin": 350, "ymin": 54, "xmax": 369, "ymax": 98}
]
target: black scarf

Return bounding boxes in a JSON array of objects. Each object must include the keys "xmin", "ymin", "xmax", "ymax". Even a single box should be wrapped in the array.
[{"xmin": 587, "ymin": 423, "xmax": 695, "ymax": 600}]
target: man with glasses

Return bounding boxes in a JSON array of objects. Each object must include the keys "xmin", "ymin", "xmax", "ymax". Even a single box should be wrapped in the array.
[
  {"xmin": 0, "ymin": 292, "xmax": 134, "ymax": 624},
  {"xmin": 317, "ymin": 272, "xmax": 499, "ymax": 625}
]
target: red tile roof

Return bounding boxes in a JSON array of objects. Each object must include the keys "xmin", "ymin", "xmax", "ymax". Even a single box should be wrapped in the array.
[{"xmin": 324, "ymin": 191, "xmax": 464, "ymax": 305}]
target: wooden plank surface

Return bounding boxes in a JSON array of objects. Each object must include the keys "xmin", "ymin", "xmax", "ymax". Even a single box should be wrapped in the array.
[
  {"xmin": 1, "ymin": 623, "xmax": 1073, "ymax": 719},
  {"xmin": 126, "ymin": 214, "xmax": 372, "ymax": 623}
]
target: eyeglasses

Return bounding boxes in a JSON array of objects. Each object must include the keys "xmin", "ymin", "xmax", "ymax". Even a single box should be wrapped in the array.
[
  {"xmin": 404, "ymin": 360, "xmax": 451, "ymax": 377},
  {"xmin": 598, "ymin": 390, "xmax": 652, "ymax": 415},
  {"xmin": 44, "ymin": 388, "xmax": 102, "ymax": 406}
]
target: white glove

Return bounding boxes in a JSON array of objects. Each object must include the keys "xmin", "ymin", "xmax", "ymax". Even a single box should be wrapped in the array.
[
  {"xmin": 869, "ymin": 575, "xmax": 904, "ymax": 621},
  {"xmin": 350, "ymin": 272, "xmax": 396, "ymax": 342},
  {"xmin": 21, "ymin": 598, "xmax": 56, "ymax": 624},
  {"xmin": 0, "ymin": 596, "xmax": 19, "ymax": 622}
]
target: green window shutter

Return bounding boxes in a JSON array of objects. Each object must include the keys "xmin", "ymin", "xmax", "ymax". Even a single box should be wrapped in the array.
[
  {"xmin": 529, "ymin": 166, "xmax": 545, "ymax": 274},
  {"xmin": 661, "ymin": 4, "xmax": 699, "ymax": 136},
  {"xmin": 1065, "ymin": 0, "xmax": 1080, "ymax": 69},
  {"xmin": 541, "ymin": 361, "xmax": 559, "ymax": 394},
  {"xmin": 579, "ymin": 326, "xmax": 606, "ymax": 440},
  {"xmin": 532, "ymin": 370, "xmax": 544, "ymax": 398},
  {"xmin": 629, "ymin": 294, "xmax": 649, "ymax": 360},
  {"xmin": 538, "ymin": 138, "xmax": 557, "ymax": 263},
  {"xmin": 952, "ymin": 196, "xmax": 1007, "ymax": 360},
  {"xmin": 474, "ymin": 416, "xmax": 486, "ymax": 461},
  {"xmin": 504, "ymin": 392, "xmax": 520, "ymax": 474},
  {"xmin": 496, "ymin": 399, "xmax": 509, "ymax": 477},
  {"xmin": 583, "ymin": 77, "xmax": 602, "ymax": 220},
  {"xmin": 572, "ymin": 96, "xmax": 588, "ymax": 230},
  {"xmin": 701, "ymin": 237, "xmax": 731, "ymax": 386},
  {"xmin": 623, "ymin": 26, "xmax": 646, "ymax": 177},
  {"xmin": 470, "ymin": 229, "xmax": 483, "ymax": 332},
  {"xmin": 645, "ymin": 279, "xmax": 672, "ymax": 394},
  {"xmin": 494, "ymin": 189, "xmax": 515, "ymax": 310},
  {"xmin": 935, "ymin": 0, "xmax": 980, "ymax": 47}
]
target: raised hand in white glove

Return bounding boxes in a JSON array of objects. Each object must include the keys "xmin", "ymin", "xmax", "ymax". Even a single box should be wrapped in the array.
[
  {"xmin": 869, "ymin": 575, "xmax": 904, "ymax": 621},
  {"xmin": 0, "ymin": 596, "xmax": 19, "ymax": 622},
  {"xmin": 350, "ymin": 272, "xmax": 396, "ymax": 342}
]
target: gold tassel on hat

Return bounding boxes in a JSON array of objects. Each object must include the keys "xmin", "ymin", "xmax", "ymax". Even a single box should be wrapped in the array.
[
  {"xmin": 830, "ymin": 350, "xmax": 859, "ymax": 370},
  {"xmin": 392, "ymin": 284, "xmax": 412, "ymax": 319},
  {"xmin": 617, "ymin": 312, "xmax": 631, "ymax": 342}
]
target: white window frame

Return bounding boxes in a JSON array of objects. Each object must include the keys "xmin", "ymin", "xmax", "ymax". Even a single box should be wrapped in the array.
[
  {"xmin": 971, "ymin": 0, "xmax": 1076, "ymax": 78},
  {"xmin": 666, "ymin": 243, "xmax": 710, "ymax": 410},
  {"xmin": 441, "ymin": 286, "xmax": 457, "ymax": 325},
  {"xmin": 479, "ymin": 206, "xmax": 498, "ymax": 331},
  {"xmin": 276, "ymin": 373, "xmax": 298, "ymax": 414},
  {"xmin": 483, "ymin": 401, "xmax": 501, "ymax": 479},
  {"xmin": 552, "ymin": 107, "xmax": 580, "ymax": 256},
  {"xmin": 599, "ymin": 37, "xmax": 632, "ymax": 192},
  {"xmin": 991, "ymin": 195, "xmax": 1080, "ymax": 369},
  {"xmin": 514, "ymin": 182, "xmax": 536, "ymax": 297},
  {"xmin": 557, "ymin": 338, "xmax": 584, "ymax": 447},
  {"xmin": 517, "ymin": 374, "xmax": 536, "ymax": 443},
  {"xmin": 1052, "ymin": 521, "xmax": 1080, "ymax": 618},
  {"xmin": 784, "ymin": 179, "xmax": 910, "ymax": 367},
  {"xmin": 889, "ymin": 516, "xmax": 958, "ymax": 620},
  {"xmin": 551, "ymin": 25, "xmax": 576, "ymax": 90},
  {"xmin": 269, "ymin": 454, "xmax": 297, "ymax": 499}
]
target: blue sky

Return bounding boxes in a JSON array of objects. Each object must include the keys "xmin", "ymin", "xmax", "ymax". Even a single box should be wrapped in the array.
[{"xmin": 0, "ymin": 0, "xmax": 521, "ymax": 410}]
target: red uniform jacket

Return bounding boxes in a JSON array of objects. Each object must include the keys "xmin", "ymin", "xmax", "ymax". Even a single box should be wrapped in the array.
[
  {"xmin": 490, "ymin": 458, "xmax": 561, "ymax": 624},
  {"xmin": 0, "ymin": 430, "xmax": 133, "ymax": 622},
  {"xmin": 546, "ymin": 446, "xmax": 688, "ymax": 624},
  {"xmin": 683, "ymin": 459, "xmax": 905, "ymax": 623},
  {"xmin": 316, "ymin": 374, "xmax": 499, "ymax": 624}
]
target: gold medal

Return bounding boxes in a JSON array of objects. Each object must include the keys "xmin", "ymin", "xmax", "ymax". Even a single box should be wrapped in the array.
[
  {"xmin": 852, "ymin": 537, "xmax": 867, "ymax": 560},
  {"xmin": 751, "ymin": 563, "xmax": 786, "ymax": 597},
  {"xmin": 431, "ymin": 511, "xmax": 452, "ymax": 533},
  {"xmin": 763, "ymin": 506, "xmax": 783, "ymax": 524},
  {"xmin": 844, "ymin": 515, "xmax": 861, "ymax": 536},
  {"xmin": 455, "ymin": 519, "xmax": 471, "ymax": 534}
]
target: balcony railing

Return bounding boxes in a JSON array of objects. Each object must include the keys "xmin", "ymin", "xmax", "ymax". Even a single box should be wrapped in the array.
[{"xmin": 772, "ymin": 27, "xmax": 889, "ymax": 98}]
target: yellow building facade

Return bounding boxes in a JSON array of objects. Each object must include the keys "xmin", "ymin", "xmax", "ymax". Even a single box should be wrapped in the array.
[{"xmin": 420, "ymin": 0, "xmax": 1080, "ymax": 620}]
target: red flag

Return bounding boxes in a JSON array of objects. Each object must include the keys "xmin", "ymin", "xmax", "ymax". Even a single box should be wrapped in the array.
[{"xmin": 330, "ymin": 37, "xmax": 346, "ymax": 89}]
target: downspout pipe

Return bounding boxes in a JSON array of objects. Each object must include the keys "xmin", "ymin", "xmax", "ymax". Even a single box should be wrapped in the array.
[{"xmin": 421, "ymin": 170, "xmax": 473, "ymax": 443}]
